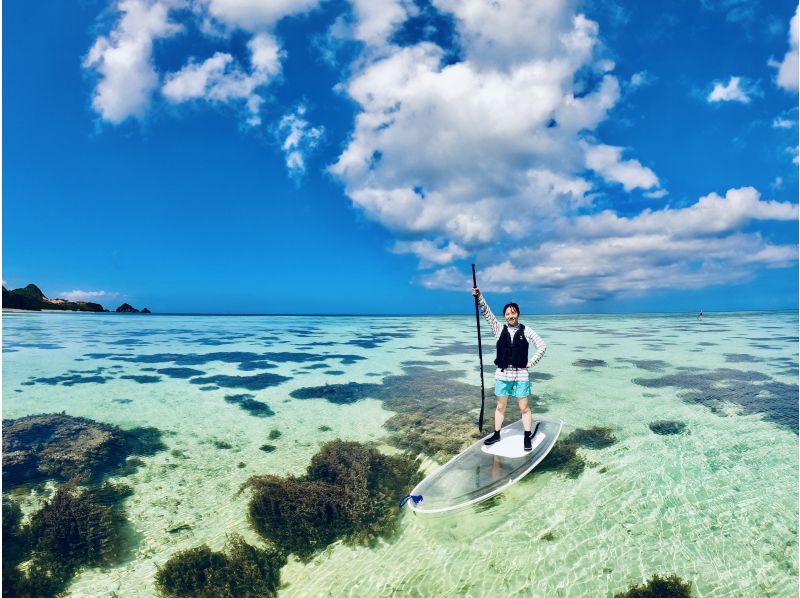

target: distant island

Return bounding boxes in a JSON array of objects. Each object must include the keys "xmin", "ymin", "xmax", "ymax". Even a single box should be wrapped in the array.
[{"xmin": 2, "ymin": 284, "xmax": 151, "ymax": 313}]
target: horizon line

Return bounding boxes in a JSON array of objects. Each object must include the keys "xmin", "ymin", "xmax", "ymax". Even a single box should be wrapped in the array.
[{"xmin": 4, "ymin": 308, "xmax": 797, "ymax": 317}]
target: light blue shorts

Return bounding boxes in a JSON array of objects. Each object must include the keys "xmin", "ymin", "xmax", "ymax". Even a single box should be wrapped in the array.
[{"xmin": 494, "ymin": 380, "xmax": 531, "ymax": 398}]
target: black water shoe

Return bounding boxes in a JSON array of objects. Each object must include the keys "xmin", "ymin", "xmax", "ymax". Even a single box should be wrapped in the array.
[
  {"xmin": 484, "ymin": 430, "xmax": 501, "ymax": 446},
  {"xmin": 523, "ymin": 431, "xmax": 532, "ymax": 451}
]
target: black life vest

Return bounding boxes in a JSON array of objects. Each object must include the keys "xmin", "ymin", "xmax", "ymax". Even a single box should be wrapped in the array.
[{"xmin": 494, "ymin": 324, "xmax": 529, "ymax": 369}]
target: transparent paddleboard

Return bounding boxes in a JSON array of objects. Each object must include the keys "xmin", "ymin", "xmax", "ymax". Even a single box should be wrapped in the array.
[{"xmin": 407, "ymin": 416, "xmax": 563, "ymax": 514}]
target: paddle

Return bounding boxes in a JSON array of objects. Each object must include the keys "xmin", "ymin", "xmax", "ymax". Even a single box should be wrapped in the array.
[{"xmin": 472, "ymin": 264, "xmax": 486, "ymax": 432}]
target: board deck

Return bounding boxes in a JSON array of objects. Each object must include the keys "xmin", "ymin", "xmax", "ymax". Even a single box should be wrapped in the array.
[{"xmin": 407, "ymin": 416, "xmax": 563, "ymax": 514}]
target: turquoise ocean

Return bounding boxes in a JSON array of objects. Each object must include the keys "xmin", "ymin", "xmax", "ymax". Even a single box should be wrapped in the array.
[{"xmin": 3, "ymin": 310, "xmax": 798, "ymax": 596}]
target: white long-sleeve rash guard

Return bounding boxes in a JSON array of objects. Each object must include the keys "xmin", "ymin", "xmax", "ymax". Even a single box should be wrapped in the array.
[{"xmin": 478, "ymin": 294, "xmax": 546, "ymax": 383}]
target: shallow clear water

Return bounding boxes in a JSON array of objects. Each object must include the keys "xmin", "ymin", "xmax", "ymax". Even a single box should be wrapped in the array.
[{"xmin": 3, "ymin": 310, "xmax": 797, "ymax": 596}]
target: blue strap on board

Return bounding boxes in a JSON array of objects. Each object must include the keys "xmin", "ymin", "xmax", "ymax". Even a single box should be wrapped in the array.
[{"xmin": 398, "ymin": 495, "xmax": 423, "ymax": 508}]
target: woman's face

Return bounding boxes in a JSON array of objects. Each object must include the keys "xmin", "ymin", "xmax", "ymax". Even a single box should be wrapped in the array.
[{"xmin": 504, "ymin": 306, "xmax": 519, "ymax": 327}]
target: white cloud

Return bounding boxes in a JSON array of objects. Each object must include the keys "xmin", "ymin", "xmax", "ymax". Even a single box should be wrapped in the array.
[
  {"xmin": 349, "ymin": 0, "xmax": 413, "ymax": 46},
  {"xmin": 583, "ymin": 143, "xmax": 660, "ymax": 191},
  {"xmin": 331, "ymin": 6, "xmax": 628, "ymax": 251},
  {"xmin": 202, "ymin": 0, "xmax": 321, "ymax": 32},
  {"xmin": 276, "ymin": 106, "xmax": 324, "ymax": 176},
  {"xmin": 162, "ymin": 34, "xmax": 283, "ymax": 126},
  {"xmin": 627, "ymin": 70, "xmax": 652, "ymax": 90},
  {"xmin": 772, "ymin": 116, "xmax": 797, "ymax": 128},
  {"xmin": 571, "ymin": 187, "xmax": 797, "ymax": 239},
  {"xmin": 392, "ymin": 239, "xmax": 468, "ymax": 267},
  {"xmin": 86, "ymin": 1, "xmax": 311, "ymax": 129},
  {"xmin": 769, "ymin": 5, "xmax": 799, "ymax": 92},
  {"xmin": 57, "ymin": 290, "xmax": 121, "ymax": 302},
  {"xmin": 84, "ymin": 0, "xmax": 183, "ymax": 124},
  {"xmin": 707, "ymin": 76, "xmax": 756, "ymax": 103},
  {"xmin": 418, "ymin": 186, "xmax": 797, "ymax": 304}
]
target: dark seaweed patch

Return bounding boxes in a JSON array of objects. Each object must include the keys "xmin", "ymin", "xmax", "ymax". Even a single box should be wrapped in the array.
[
  {"xmin": 302, "ymin": 363, "xmax": 329, "ymax": 370},
  {"xmin": 290, "ymin": 382, "xmax": 380, "ymax": 404},
  {"xmin": 224, "ymin": 394, "xmax": 275, "ymax": 417},
  {"xmin": 155, "ymin": 534, "xmax": 285, "ymax": 598},
  {"xmin": 614, "ymin": 573, "xmax": 692, "ymax": 597},
  {"xmin": 384, "ymin": 412, "xmax": 482, "ymax": 462},
  {"xmin": 346, "ymin": 331, "xmax": 413, "ymax": 349},
  {"xmin": 530, "ymin": 372, "xmax": 554, "ymax": 381},
  {"xmin": 323, "ymin": 370, "xmax": 345, "ymax": 375},
  {"xmin": 264, "ymin": 352, "xmax": 364, "ymax": 365},
  {"xmin": 4, "ymin": 341, "xmax": 64, "ymax": 350},
  {"xmin": 4, "ymin": 482, "xmax": 135, "ymax": 597},
  {"xmin": 120, "ymin": 375, "xmax": 161, "ymax": 384},
  {"xmin": 157, "ymin": 367, "xmax": 206, "ymax": 379},
  {"xmin": 573, "ymin": 359, "xmax": 607, "ymax": 368},
  {"xmin": 401, "ymin": 360, "xmax": 450, "ymax": 366},
  {"xmin": 237, "ymin": 361, "xmax": 278, "ymax": 371},
  {"xmin": 109, "ymin": 338, "xmax": 149, "ymax": 346},
  {"xmin": 198, "ymin": 385, "xmax": 219, "ymax": 391},
  {"xmin": 633, "ymin": 368, "xmax": 797, "ymax": 431},
  {"xmin": 22, "ymin": 372, "xmax": 113, "ymax": 386},
  {"xmin": 616, "ymin": 359, "xmax": 669, "ymax": 372},
  {"xmin": 537, "ymin": 442, "xmax": 586, "ymax": 478},
  {"xmin": 724, "ymin": 353, "xmax": 762, "ymax": 363},
  {"xmin": 566, "ymin": 427, "xmax": 617, "ymax": 449},
  {"xmin": 191, "ymin": 373, "xmax": 290, "ymax": 391},
  {"xmin": 648, "ymin": 420, "xmax": 687, "ymax": 435},
  {"xmin": 242, "ymin": 440, "xmax": 421, "ymax": 561},
  {"xmin": 85, "ymin": 350, "xmax": 364, "ymax": 368}
]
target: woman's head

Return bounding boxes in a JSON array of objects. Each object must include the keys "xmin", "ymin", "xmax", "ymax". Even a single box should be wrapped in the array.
[{"xmin": 503, "ymin": 302, "xmax": 520, "ymax": 326}]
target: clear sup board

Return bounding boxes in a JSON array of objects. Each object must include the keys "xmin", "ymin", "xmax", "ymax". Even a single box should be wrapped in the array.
[{"xmin": 407, "ymin": 416, "xmax": 563, "ymax": 514}]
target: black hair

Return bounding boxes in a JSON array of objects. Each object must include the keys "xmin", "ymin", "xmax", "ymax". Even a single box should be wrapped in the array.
[{"xmin": 502, "ymin": 302, "xmax": 520, "ymax": 316}]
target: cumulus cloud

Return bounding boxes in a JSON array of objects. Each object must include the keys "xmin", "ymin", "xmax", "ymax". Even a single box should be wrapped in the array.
[
  {"xmin": 349, "ymin": 0, "xmax": 413, "ymax": 46},
  {"xmin": 201, "ymin": 0, "xmax": 321, "ymax": 32},
  {"xmin": 276, "ymin": 106, "xmax": 324, "ymax": 176},
  {"xmin": 769, "ymin": 5, "xmax": 799, "ymax": 92},
  {"xmin": 392, "ymin": 239, "xmax": 468, "ymax": 268},
  {"xmin": 583, "ymin": 143, "xmax": 660, "ymax": 191},
  {"xmin": 707, "ymin": 76, "xmax": 757, "ymax": 103},
  {"xmin": 419, "ymin": 187, "xmax": 797, "ymax": 304},
  {"xmin": 627, "ymin": 70, "xmax": 653, "ymax": 91},
  {"xmin": 773, "ymin": 116, "xmax": 797, "ymax": 128},
  {"xmin": 57, "ymin": 290, "xmax": 121, "ymax": 302},
  {"xmin": 330, "ymin": 4, "xmax": 628, "ymax": 257},
  {"xmin": 84, "ymin": 0, "xmax": 183, "ymax": 123},
  {"xmin": 162, "ymin": 34, "xmax": 282, "ymax": 126},
  {"xmin": 86, "ymin": 0, "xmax": 314, "ymax": 128}
]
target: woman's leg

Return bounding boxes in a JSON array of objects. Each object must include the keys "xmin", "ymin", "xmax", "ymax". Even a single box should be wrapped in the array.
[
  {"xmin": 495, "ymin": 396, "xmax": 508, "ymax": 431},
  {"xmin": 518, "ymin": 396, "xmax": 532, "ymax": 432}
]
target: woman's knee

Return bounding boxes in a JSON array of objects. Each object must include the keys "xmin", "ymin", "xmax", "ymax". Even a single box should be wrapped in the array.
[{"xmin": 518, "ymin": 399, "xmax": 530, "ymax": 414}]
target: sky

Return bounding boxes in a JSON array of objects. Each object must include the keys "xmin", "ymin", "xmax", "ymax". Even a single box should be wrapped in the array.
[{"xmin": 3, "ymin": 0, "xmax": 798, "ymax": 314}]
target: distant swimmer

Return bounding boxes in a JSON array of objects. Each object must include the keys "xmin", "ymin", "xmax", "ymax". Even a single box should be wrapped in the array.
[
  {"xmin": 471, "ymin": 287, "xmax": 546, "ymax": 452},
  {"xmin": 697, "ymin": 310, "xmax": 704, "ymax": 320}
]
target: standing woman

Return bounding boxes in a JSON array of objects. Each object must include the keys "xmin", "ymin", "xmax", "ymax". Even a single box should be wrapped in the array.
[{"xmin": 471, "ymin": 287, "xmax": 546, "ymax": 451}]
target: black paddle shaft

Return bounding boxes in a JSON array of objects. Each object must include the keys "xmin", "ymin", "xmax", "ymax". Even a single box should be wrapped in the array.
[{"xmin": 472, "ymin": 264, "xmax": 486, "ymax": 432}]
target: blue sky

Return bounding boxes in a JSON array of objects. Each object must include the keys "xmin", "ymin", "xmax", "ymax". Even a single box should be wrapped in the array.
[{"xmin": 3, "ymin": 0, "xmax": 798, "ymax": 314}]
